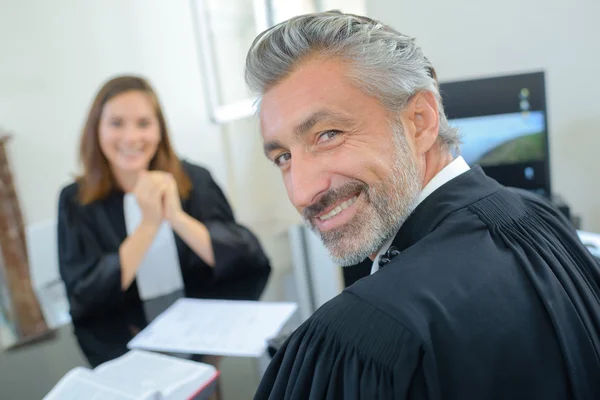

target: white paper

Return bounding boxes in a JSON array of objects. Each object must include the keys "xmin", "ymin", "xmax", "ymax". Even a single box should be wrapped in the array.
[
  {"xmin": 43, "ymin": 367, "xmax": 150, "ymax": 400},
  {"xmin": 123, "ymin": 193, "xmax": 184, "ymax": 300},
  {"xmin": 94, "ymin": 350, "xmax": 217, "ymax": 399},
  {"xmin": 128, "ymin": 298, "xmax": 298, "ymax": 357},
  {"xmin": 44, "ymin": 351, "xmax": 217, "ymax": 400},
  {"xmin": 578, "ymin": 230, "xmax": 600, "ymax": 258}
]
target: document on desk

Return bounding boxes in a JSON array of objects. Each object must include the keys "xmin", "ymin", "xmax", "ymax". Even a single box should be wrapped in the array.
[
  {"xmin": 578, "ymin": 230, "xmax": 600, "ymax": 259},
  {"xmin": 127, "ymin": 298, "xmax": 298, "ymax": 357},
  {"xmin": 43, "ymin": 350, "xmax": 218, "ymax": 400}
]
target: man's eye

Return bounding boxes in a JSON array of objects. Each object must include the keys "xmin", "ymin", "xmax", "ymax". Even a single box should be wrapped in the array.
[
  {"xmin": 274, "ymin": 153, "xmax": 291, "ymax": 167},
  {"xmin": 317, "ymin": 130, "xmax": 341, "ymax": 143}
]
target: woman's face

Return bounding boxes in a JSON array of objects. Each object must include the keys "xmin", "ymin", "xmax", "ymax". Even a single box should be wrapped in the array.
[{"xmin": 98, "ymin": 90, "xmax": 161, "ymax": 176}]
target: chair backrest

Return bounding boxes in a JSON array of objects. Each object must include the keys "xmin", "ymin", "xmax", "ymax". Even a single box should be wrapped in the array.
[
  {"xmin": 25, "ymin": 219, "xmax": 73, "ymax": 328},
  {"xmin": 25, "ymin": 219, "xmax": 59, "ymax": 289}
]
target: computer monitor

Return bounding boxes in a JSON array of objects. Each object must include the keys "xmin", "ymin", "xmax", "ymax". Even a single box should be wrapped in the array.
[{"xmin": 439, "ymin": 71, "xmax": 551, "ymax": 197}]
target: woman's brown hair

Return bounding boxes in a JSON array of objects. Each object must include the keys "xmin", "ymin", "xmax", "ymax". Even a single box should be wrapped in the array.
[{"xmin": 77, "ymin": 75, "xmax": 192, "ymax": 204}]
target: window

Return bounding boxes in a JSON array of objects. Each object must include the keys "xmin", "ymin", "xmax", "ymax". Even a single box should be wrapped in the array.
[{"xmin": 190, "ymin": 0, "xmax": 365, "ymax": 124}]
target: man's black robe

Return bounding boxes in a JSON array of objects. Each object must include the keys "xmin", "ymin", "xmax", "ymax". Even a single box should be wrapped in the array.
[{"xmin": 255, "ymin": 166, "xmax": 600, "ymax": 400}]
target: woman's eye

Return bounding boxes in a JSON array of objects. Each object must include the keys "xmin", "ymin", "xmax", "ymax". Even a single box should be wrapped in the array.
[
  {"xmin": 317, "ymin": 130, "xmax": 340, "ymax": 143},
  {"xmin": 110, "ymin": 120, "xmax": 122, "ymax": 127},
  {"xmin": 274, "ymin": 153, "xmax": 291, "ymax": 167},
  {"xmin": 138, "ymin": 119, "xmax": 151, "ymax": 128}
]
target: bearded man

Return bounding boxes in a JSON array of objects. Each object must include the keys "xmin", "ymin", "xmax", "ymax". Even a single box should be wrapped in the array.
[{"xmin": 245, "ymin": 10, "xmax": 600, "ymax": 400}]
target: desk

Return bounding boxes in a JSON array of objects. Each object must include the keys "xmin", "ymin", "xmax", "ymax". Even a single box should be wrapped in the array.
[
  {"xmin": 0, "ymin": 325, "xmax": 88, "ymax": 399},
  {"xmin": 0, "ymin": 323, "xmax": 262, "ymax": 400},
  {"xmin": 24, "ymin": 287, "xmax": 265, "ymax": 399}
]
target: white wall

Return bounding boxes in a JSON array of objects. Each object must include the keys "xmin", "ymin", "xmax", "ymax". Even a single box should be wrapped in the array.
[
  {"xmin": 0, "ymin": 0, "xmax": 226, "ymax": 225},
  {"xmin": 366, "ymin": 0, "xmax": 600, "ymax": 231},
  {"xmin": 0, "ymin": 0, "xmax": 349, "ymax": 305}
]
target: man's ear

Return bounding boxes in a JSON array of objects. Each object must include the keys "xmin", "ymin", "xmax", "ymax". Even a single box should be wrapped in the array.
[{"xmin": 401, "ymin": 91, "xmax": 440, "ymax": 154}]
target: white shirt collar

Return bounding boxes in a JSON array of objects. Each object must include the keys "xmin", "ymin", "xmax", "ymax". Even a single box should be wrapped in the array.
[{"xmin": 370, "ymin": 156, "xmax": 470, "ymax": 274}]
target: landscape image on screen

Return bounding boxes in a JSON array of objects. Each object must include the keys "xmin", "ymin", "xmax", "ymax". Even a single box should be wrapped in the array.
[{"xmin": 450, "ymin": 111, "xmax": 546, "ymax": 167}]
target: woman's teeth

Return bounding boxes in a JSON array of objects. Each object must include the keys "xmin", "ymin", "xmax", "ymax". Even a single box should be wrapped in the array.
[
  {"xmin": 119, "ymin": 148, "xmax": 142, "ymax": 156},
  {"xmin": 318, "ymin": 195, "xmax": 358, "ymax": 221}
]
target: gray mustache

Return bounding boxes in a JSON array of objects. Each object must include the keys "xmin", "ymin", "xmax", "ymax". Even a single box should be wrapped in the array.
[{"xmin": 302, "ymin": 181, "xmax": 367, "ymax": 220}]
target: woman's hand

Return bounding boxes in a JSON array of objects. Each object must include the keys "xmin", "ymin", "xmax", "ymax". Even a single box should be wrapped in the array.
[
  {"xmin": 162, "ymin": 172, "xmax": 184, "ymax": 224},
  {"xmin": 133, "ymin": 171, "xmax": 168, "ymax": 226},
  {"xmin": 160, "ymin": 173, "xmax": 216, "ymax": 267}
]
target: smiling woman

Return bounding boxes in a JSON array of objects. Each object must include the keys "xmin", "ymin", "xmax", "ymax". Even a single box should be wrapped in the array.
[
  {"xmin": 57, "ymin": 76, "xmax": 271, "ymax": 374},
  {"xmin": 78, "ymin": 76, "xmax": 191, "ymax": 204}
]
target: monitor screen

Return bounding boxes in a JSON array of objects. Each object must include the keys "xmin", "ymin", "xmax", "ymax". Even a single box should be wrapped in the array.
[{"xmin": 440, "ymin": 72, "xmax": 551, "ymax": 197}]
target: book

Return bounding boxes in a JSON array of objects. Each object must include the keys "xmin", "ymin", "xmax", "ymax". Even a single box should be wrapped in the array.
[{"xmin": 43, "ymin": 350, "xmax": 219, "ymax": 400}]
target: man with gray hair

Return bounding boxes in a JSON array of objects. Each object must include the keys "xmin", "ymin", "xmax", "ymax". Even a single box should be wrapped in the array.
[{"xmin": 246, "ymin": 11, "xmax": 600, "ymax": 400}]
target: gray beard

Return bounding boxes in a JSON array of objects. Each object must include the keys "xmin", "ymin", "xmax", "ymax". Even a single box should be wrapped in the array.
[{"xmin": 303, "ymin": 126, "xmax": 422, "ymax": 266}]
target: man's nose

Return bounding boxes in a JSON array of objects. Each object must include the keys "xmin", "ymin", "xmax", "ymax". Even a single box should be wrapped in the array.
[{"xmin": 288, "ymin": 153, "xmax": 329, "ymax": 210}]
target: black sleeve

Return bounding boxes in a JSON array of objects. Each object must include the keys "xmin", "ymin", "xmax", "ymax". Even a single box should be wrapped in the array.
[
  {"xmin": 57, "ymin": 185, "xmax": 124, "ymax": 320},
  {"xmin": 184, "ymin": 163, "xmax": 272, "ymax": 299},
  {"xmin": 255, "ymin": 293, "xmax": 425, "ymax": 400}
]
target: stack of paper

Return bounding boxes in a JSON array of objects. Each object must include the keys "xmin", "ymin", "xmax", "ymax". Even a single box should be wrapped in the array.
[{"xmin": 128, "ymin": 298, "xmax": 297, "ymax": 357}]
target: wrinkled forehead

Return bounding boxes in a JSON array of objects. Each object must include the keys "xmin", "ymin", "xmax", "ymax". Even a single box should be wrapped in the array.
[{"xmin": 258, "ymin": 59, "xmax": 361, "ymax": 142}]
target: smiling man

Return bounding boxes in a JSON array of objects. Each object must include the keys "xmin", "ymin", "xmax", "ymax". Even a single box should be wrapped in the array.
[{"xmin": 246, "ymin": 11, "xmax": 600, "ymax": 400}]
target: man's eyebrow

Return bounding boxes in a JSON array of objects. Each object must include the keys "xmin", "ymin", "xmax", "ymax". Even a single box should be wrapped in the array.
[
  {"xmin": 263, "ymin": 140, "xmax": 284, "ymax": 157},
  {"xmin": 263, "ymin": 110, "xmax": 354, "ymax": 157},
  {"xmin": 293, "ymin": 110, "xmax": 354, "ymax": 137}
]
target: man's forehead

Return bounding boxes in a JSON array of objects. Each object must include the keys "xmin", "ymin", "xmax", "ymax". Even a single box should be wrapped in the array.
[{"xmin": 259, "ymin": 59, "xmax": 352, "ymax": 138}]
